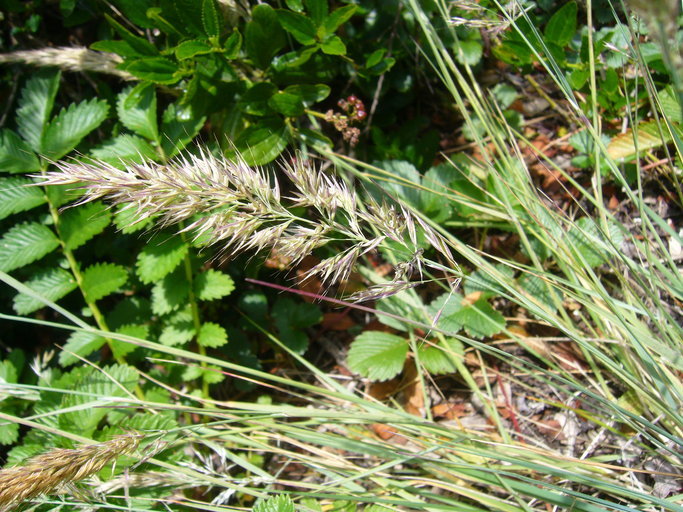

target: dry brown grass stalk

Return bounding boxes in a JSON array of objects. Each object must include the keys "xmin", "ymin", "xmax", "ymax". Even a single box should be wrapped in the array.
[
  {"xmin": 0, "ymin": 432, "xmax": 142, "ymax": 511},
  {"xmin": 0, "ymin": 47, "xmax": 134, "ymax": 80}
]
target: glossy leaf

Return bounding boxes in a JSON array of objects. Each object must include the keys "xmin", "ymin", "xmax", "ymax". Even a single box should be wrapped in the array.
[
  {"xmin": 59, "ymin": 201, "xmax": 112, "ymax": 250},
  {"xmin": 160, "ymin": 103, "xmax": 206, "ymax": 157},
  {"xmin": 117, "ymin": 83, "xmax": 159, "ymax": 141},
  {"xmin": 0, "ymin": 130, "xmax": 40, "ymax": 174},
  {"xmin": 175, "ymin": 39, "xmax": 213, "ymax": 60},
  {"xmin": 268, "ymin": 91, "xmax": 305, "ymax": 116},
  {"xmin": 16, "ymin": 70, "xmax": 60, "ymax": 152},
  {"xmin": 277, "ymin": 10, "xmax": 317, "ymax": 45},
  {"xmin": 202, "ymin": 0, "xmax": 221, "ymax": 38},
  {"xmin": 0, "ymin": 177, "xmax": 45, "ymax": 220},
  {"xmin": 245, "ymin": 4, "xmax": 286, "ymax": 69},
  {"xmin": 235, "ymin": 117, "xmax": 288, "ymax": 165},
  {"xmin": 42, "ymin": 98, "xmax": 109, "ymax": 160},
  {"xmin": 321, "ymin": 5, "xmax": 356, "ymax": 36},
  {"xmin": 105, "ymin": 14, "xmax": 158, "ymax": 56},
  {"xmin": 319, "ymin": 35, "xmax": 346, "ymax": 55}
]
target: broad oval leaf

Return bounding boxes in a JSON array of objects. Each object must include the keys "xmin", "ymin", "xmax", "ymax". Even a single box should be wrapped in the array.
[
  {"xmin": 235, "ymin": 117, "xmax": 288, "ymax": 165},
  {"xmin": 0, "ymin": 222, "xmax": 59, "ymax": 273},
  {"xmin": 245, "ymin": 4, "xmax": 286, "ymax": 69},
  {"xmin": 277, "ymin": 10, "xmax": 317, "ymax": 45},
  {"xmin": 175, "ymin": 39, "xmax": 213, "ymax": 60},
  {"xmin": 122, "ymin": 57, "xmax": 180, "ymax": 84},
  {"xmin": 347, "ymin": 331, "xmax": 408, "ymax": 381}
]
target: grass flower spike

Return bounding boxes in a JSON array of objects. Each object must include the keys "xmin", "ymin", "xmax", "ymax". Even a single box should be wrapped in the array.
[
  {"xmin": 0, "ymin": 433, "xmax": 141, "ymax": 510},
  {"xmin": 41, "ymin": 151, "xmax": 455, "ymax": 298}
]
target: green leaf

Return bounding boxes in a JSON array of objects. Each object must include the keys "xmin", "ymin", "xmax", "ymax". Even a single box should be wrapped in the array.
[
  {"xmin": 254, "ymin": 495, "xmax": 295, "ymax": 512},
  {"xmin": 268, "ymin": 91, "xmax": 305, "ymax": 116},
  {"xmin": 0, "ymin": 129, "xmax": 40, "ymax": 174},
  {"xmin": 304, "ymin": 0, "xmax": 327, "ymax": 26},
  {"xmin": 347, "ymin": 331, "xmax": 407, "ymax": 381},
  {"xmin": 152, "ymin": 269, "xmax": 190, "ymax": 315},
  {"xmin": 90, "ymin": 134, "xmax": 158, "ymax": 163},
  {"xmin": 455, "ymin": 39, "xmax": 482, "ymax": 66},
  {"xmin": 321, "ymin": 5, "xmax": 356, "ymax": 36},
  {"xmin": 240, "ymin": 82, "xmax": 278, "ymax": 116},
  {"xmin": 105, "ymin": 14, "xmax": 159, "ymax": 56},
  {"xmin": 235, "ymin": 117, "xmax": 288, "ymax": 165},
  {"xmin": 245, "ymin": 4, "xmax": 286, "ymax": 69},
  {"xmin": 0, "ymin": 222, "xmax": 59, "ymax": 272},
  {"xmin": 59, "ymin": 331, "xmax": 106, "ymax": 366},
  {"xmin": 160, "ymin": 102, "xmax": 206, "ymax": 157},
  {"xmin": 159, "ymin": 320, "xmax": 194, "ymax": 346},
  {"xmin": 464, "ymin": 264, "xmax": 516, "ymax": 297},
  {"xmin": 567, "ymin": 217, "xmax": 624, "ymax": 267},
  {"xmin": 201, "ymin": 365, "xmax": 225, "ymax": 384},
  {"xmin": 82, "ymin": 263, "xmax": 128, "ymax": 302},
  {"xmin": 175, "ymin": 39, "xmax": 213, "ymax": 60},
  {"xmin": 117, "ymin": 83, "xmax": 159, "ymax": 141},
  {"xmin": 277, "ymin": 10, "xmax": 317, "ymax": 45},
  {"xmin": 544, "ymin": 1, "xmax": 577, "ymax": 47},
  {"xmin": 90, "ymin": 39, "xmax": 139, "ymax": 57},
  {"xmin": 113, "ymin": 204, "xmax": 153, "ymax": 234},
  {"xmin": 16, "ymin": 70, "xmax": 61, "ymax": 152},
  {"xmin": 202, "ymin": 0, "xmax": 221, "ymax": 38},
  {"xmin": 224, "ymin": 30, "xmax": 242, "ymax": 59},
  {"xmin": 285, "ymin": 0, "xmax": 304, "ymax": 11},
  {"xmin": 194, "ymin": 269, "xmax": 235, "ymax": 301},
  {"xmin": 111, "ymin": 324, "xmax": 148, "ymax": 359},
  {"xmin": 136, "ymin": 232, "xmax": 189, "ymax": 284},
  {"xmin": 13, "ymin": 267, "xmax": 77, "ymax": 315},
  {"xmin": 419, "ymin": 338, "xmax": 462, "ymax": 375},
  {"xmin": 452, "ymin": 298, "xmax": 505, "ymax": 339},
  {"xmin": 320, "ymin": 35, "xmax": 346, "ymax": 55},
  {"xmin": 378, "ymin": 160, "xmax": 422, "ymax": 207},
  {"xmin": 283, "ymin": 84, "xmax": 330, "ymax": 106},
  {"xmin": 171, "ymin": 0, "xmax": 205, "ymax": 36},
  {"xmin": 0, "ymin": 177, "xmax": 45, "ymax": 220},
  {"xmin": 59, "ymin": 201, "xmax": 112, "ymax": 250},
  {"xmin": 0, "ymin": 421, "xmax": 19, "ymax": 446},
  {"xmin": 376, "ymin": 289, "xmax": 424, "ymax": 331},
  {"xmin": 198, "ymin": 322, "xmax": 228, "ymax": 348},
  {"xmin": 365, "ymin": 49, "xmax": 385, "ymax": 69},
  {"xmin": 122, "ymin": 57, "xmax": 180, "ymax": 84},
  {"xmin": 518, "ymin": 273, "xmax": 558, "ymax": 312},
  {"xmin": 42, "ymin": 98, "xmax": 109, "ymax": 160}
]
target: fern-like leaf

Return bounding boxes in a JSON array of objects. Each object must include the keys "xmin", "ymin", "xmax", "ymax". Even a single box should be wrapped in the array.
[
  {"xmin": 82, "ymin": 263, "xmax": 128, "ymax": 302},
  {"xmin": 13, "ymin": 267, "xmax": 77, "ymax": 315},
  {"xmin": 42, "ymin": 97, "xmax": 109, "ymax": 159},
  {"xmin": 0, "ymin": 130, "xmax": 40, "ymax": 174},
  {"xmin": 59, "ymin": 201, "xmax": 112, "ymax": 250},
  {"xmin": 136, "ymin": 233, "xmax": 189, "ymax": 284},
  {"xmin": 0, "ymin": 177, "xmax": 46, "ymax": 220},
  {"xmin": 16, "ymin": 70, "xmax": 61, "ymax": 152}
]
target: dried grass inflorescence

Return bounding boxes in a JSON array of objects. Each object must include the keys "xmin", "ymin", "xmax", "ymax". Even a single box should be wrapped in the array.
[
  {"xmin": 0, "ymin": 432, "xmax": 141, "ymax": 511},
  {"xmin": 0, "ymin": 47, "xmax": 134, "ymax": 80},
  {"xmin": 40, "ymin": 151, "xmax": 455, "ymax": 299}
]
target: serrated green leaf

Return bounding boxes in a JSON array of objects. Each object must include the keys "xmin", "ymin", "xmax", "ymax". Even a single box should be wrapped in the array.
[
  {"xmin": 347, "ymin": 331, "xmax": 407, "ymax": 381},
  {"xmin": 175, "ymin": 39, "xmax": 213, "ymax": 60},
  {"xmin": 427, "ymin": 292, "xmax": 464, "ymax": 333},
  {"xmin": 90, "ymin": 134, "xmax": 158, "ymax": 163},
  {"xmin": 111, "ymin": 324, "xmax": 148, "ymax": 359},
  {"xmin": 201, "ymin": 365, "xmax": 225, "ymax": 384},
  {"xmin": 235, "ymin": 117, "xmax": 287, "ymax": 165},
  {"xmin": 0, "ymin": 222, "xmax": 59, "ymax": 272},
  {"xmin": 419, "ymin": 338, "xmax": 463, "ymax": 375},
  {"xmin": 194, "ymin": 269, "xmax": 235, "ymax": 301},
  {"xmin": 0, "ymin": 177, "xmax": 45, "ymax": 220},
  {"xmin": 277, "ymin": 10, "xmax": 317, "ymax": 45},
  {"xmin": 59, "ymin": 201, "xmax": 112, "ymax": 250},
  {"xmin": 152, "ymin": 269, "xmax": 190, "ymax": 315},
  {"xmin": 82, "ymin": 263, "xmax": 128, "ymax": 302},
  {"xmin": 13, "ymin": 267, "xmax": 77, "ymax": 315},
  {"xmin": 16, "ymin": 70, "xmax": 61, "ymax": 152},
  {"xmin": 117, "ymin": 83, "xmax": 159, "ymax": 141},
  {"xmin": 113, "ymin": 204, "xmax": 153, "ymax": 234},
  {"xmin": 197, "ymin": 322, "xmax": 228, "ymax": 348},
  {"xmin": 122, "ymin": 57, "xmax": 179, "ymax": 84},
  {"xmin": 182, "ymin": 365, "xmax": 203, "ymax": 381},
  {"xmin": 376, "ymin": 289, "xmax": 424, "ymax": 331},
  {"xmin": 42, "ymin": 98, "xmax": 109, "ymax": 160},
  {"xmin": 544, "ymin": 1, "xmax": 577, "ymax": 47},
  {"xmin": 245, "ymin": 4, "xmax": 286, "ymax": 69},
  {"xmin": 159, "ymin": 321, "xmax": 194, "ymax": 346},
  {"xmin": 254, "ymin": 495, "xmax": 295, "ymax": 512},
  {"xmin": 202, "ymin": 0, "xmax": 221, "ymax": 38},
  {"xmin": 0, "ymin": 129, "xmax": 40, "ymax": 174},
  {"xmin": 464, "ymin": 264, "xmax": 516, "ymax": 297},
  {"xmin": 567, "ymin": 217, "xmax": 624, "ymax": 267},
  {"xmin": 59, "ymin": 331, "xmax": 106, "ymax": 366},
  {"xmin": 136, "ymin": 233, "xmax": 189, "ymax": 284},
  {"xmin": 452, "ymin": 299, "xmax": 505, "ymax": 339},
  {"xmin": 160, "ymin": 102, "xmax": 206, "ymax": 157},
  {"xmin": 0, "ymin": 421, "xmax": 19, "ymax": 446}
]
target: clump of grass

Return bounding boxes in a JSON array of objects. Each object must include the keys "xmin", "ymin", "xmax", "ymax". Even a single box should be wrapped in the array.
[{"xmin": 0, "ymin": 432, "xmax": 141, "ymax": 510}]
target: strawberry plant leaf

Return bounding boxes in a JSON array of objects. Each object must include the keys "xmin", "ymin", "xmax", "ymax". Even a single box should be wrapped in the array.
[
  {"xmin": 197, "ymin": 322, "xmax": 228, "ymax": 348},
  {"xmin": 42, "ymin": 98, "xmax": 109, "ymax": 160},
  {"xmin": 159, "ymin": 321, "xmax": 194, "ymax": 346},
  {"xmin": 13, "ymin": 267, "xmax": 77, "ymax": 315},
  {"xmin": 419, "ymin": 338, "xmax": 463, "ymax": 375},
  {"xmin": 113, "ymin": 204, "xmax": 153, "ymax": 234},
  {"xmin": 194, "ymin": 269, "xmax": 235, "ymax": 301},
  {"xmin": 116, "ymin": 83, "xmax": 159, "ymax": 141},
  {"xmin": 0, "ymin": 177, "xmax": 46, "ymax": 220},
  {"xmin": 136, "ymin": 233, "xmax": 189, "ymax": 284},
  {"xmin": 567, "ymin": 217, "xmax": 624, "ymax": 268},
  {"xmin": 59, "ymin": 201, "xmax": 112, "ymax": 251},
  {"xmin": 0, "ymin": 222, "xmax": 59, "ymax": 272},
  {"xmin": 254, "ymin": 495, "xmax": 295, "ymax": 512},
  {"xmin": 452, "ymin": 298, "xmax": 505, "ymax": 339},
  {"xmin": 347, "ymin": 331, "xmax": 407, "ymax": 381},
  {"xmin": 82, "ymin": 263, "xmax": 128, "ymax": 302},
  {"xmin": 0, "ymin": 130, "xmax": 40, "ymax": 174},
  {"xmin": 16, "ymin": 70, "xmax": 60, "ymax": 152}
]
